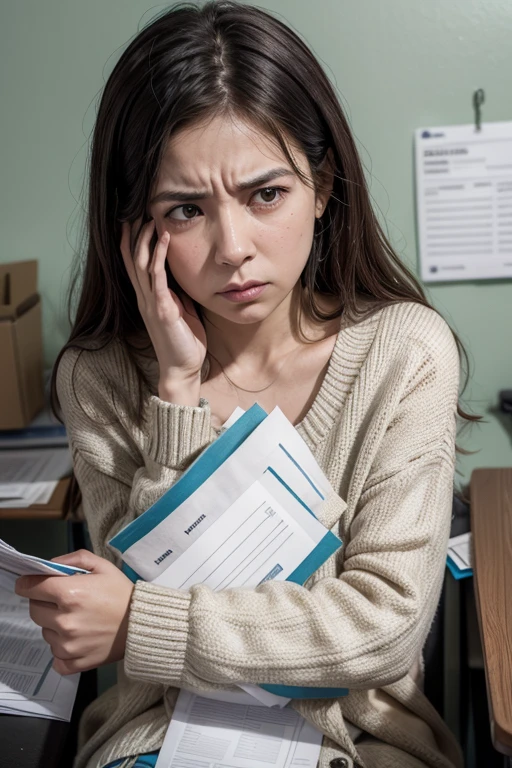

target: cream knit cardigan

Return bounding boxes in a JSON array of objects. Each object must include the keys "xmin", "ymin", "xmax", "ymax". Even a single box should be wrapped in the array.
[{"xmin": 57, "ymin": 302, "xmax": 464, "ymax": 768}]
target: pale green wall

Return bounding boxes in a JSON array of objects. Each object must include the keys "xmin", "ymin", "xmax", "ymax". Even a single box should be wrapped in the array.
[{"xmin": 1, "ymin": 0, "xmax": 511, "ymax": 482}]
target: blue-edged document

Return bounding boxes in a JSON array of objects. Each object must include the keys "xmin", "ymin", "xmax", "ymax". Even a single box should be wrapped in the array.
[
  {"xmin": 0, "ymin": 539, "xmax": 89, "ymax": 579},
  {"xmin": 446, "ymin": 532, "xmax": 473, "ymax": 580},
  {"xmin": 109, "ymin": 404, "xmax": 348, "ymax": 700}
]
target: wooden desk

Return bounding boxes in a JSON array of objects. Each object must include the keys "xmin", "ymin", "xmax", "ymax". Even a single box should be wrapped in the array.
[
  {"xmin": 471, "ymin": 468, "xmax": 512, "ymax": 758},
  {"xmin": 0, "ymin": 477, "xmax": 71, "ymax": 520}
]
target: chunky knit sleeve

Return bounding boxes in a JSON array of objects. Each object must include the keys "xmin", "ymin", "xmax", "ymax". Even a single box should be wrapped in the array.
[
  {"xmin": 56, "ymin": 343, "xmax": 212, "ymax": 564},
  {"xmin": 124, "ymin": 307, "xmax": 460, "ymax": 692}
]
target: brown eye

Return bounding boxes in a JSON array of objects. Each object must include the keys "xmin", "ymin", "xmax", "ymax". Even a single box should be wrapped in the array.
[
  {"xmin": 259, "ymin": 187, "xmax": 277, "ymax": 203},
  {"xmin": 253, "ymin": 187, "xmax": 286, "ymax": 207},
  {"xmin": 165, "ymin": 204, "xmax": 202, "ymax": 221}
]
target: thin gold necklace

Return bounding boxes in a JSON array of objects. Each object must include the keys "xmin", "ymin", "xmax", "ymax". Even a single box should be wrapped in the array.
[{"xmin": 207, "ymin": 346, "xmax": 300, "ymax": 394}]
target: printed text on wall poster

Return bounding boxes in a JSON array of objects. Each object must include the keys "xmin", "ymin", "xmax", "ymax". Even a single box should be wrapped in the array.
[{"xmin": 415, "ymin": 121, "xmax": 512, "ymax": 282}]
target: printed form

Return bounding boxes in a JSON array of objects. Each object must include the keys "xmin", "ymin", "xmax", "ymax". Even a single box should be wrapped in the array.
[
  {"xmin": 151, "ymin": 468, "xmax": 331, "ymax": 591},
  {"xmin": 0, "ymin": 572, "xmax": 79, "ymax": 720},
  {"xmin": 112, "ymin": 407, "xmax": 336, "ymax": 586},
  {"xmin": 156, "ymin": 689, "xmax": 322, "ymax": 768},
  {"xmin": 415, "ymin": 121, "xmax": 512, "ymax": 281},
  {"xmin": 0, "ymin": 447, "xmax": 72, "ymax": 507}
]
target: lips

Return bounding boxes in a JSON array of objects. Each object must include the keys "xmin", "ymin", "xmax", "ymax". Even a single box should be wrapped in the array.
[
  {"xmin": 217, "ymin": 282, "xmax": 268, "ymax": 303},
  {"xmin": 219, "ymin": 280, "xmax": 265, "ymax": 293}
]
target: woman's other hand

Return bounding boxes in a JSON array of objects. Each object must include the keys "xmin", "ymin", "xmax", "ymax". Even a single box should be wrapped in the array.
[
  {"xmin": 15, "ymin": 551, "xmax": 134, "ymax": 675},
  {"xmin": 120, "ymin": 219, "xmax": 207, "ymax": 404}
]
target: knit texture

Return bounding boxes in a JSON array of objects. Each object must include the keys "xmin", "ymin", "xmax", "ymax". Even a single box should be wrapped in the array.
[{"xmin": 57, "ymin": 302, "xmax": 463, "ymax": 768}]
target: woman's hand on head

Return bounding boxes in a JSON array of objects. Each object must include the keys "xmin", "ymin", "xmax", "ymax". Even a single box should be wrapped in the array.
[
  {"xmin": 15, "ymin": 551, "xmax": 134, "ymax": 676},
  {"xmin": 120, "ymin": 219, "xmax": 207, "ymax": 404}
]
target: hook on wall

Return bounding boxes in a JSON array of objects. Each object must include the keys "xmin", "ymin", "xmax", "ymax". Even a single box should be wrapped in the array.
[{"xmin": 473, "ymin": 89, "xmax": 485, "ymax": 131}]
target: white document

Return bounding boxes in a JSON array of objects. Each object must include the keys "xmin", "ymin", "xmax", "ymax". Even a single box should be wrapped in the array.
[
  {"xmin": 0, "ymin": 570, "xmax": 18, "ymax": 592},
  {"xmin": 0, "ymin": 667, "xmax": 79, "ymax": 721},
  {"xmin": 0, "ymin": 482, "xmax": 59, "ymax": 508},
  {"xmin": 150, "ymin": 471, "xmax": 330, "ymax": 591},
  {"xmin": 155, "ymin": 689, "xmax": 322, "ymax": 768},
  {"xmin": 115, "ymin": 405, "xmax": 338, "ymax": 746},
  {"xmin": 0, "ymin": 616, "xmax": 53, "ymax": 682},
  {"xmin": 0, "ymin": 585, "xmax": 79, "ymax": 720},
  {"xmin": 0, "ymin": 539, "xmax": 90, "ymax": 579},
  {"xmin": 448, "ymin": 532, "xmax": 472, "ymax": 571},
  {"xmin": 415, "ymin": 120, "xmax": 512, "ymax": 281},
  {"xmin": 147, "ymin": 468, "xmax": 336, "ymax": 710},
  {"xmin": 0, "ymin": 586, "xmax": 57, "ymax": 697},
  {"xmin": 120, "ymin": 407, "xmax": 331, "ymax": 583},
  {"xmin": 216, "ymin": 406, "xmax": 246, "ymax": 433},
  {"xmin": 0, "ymin": 447, "xmax": 72, "ymax": 507}
]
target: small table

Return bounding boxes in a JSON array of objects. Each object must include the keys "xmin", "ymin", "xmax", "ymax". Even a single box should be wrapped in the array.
[{"xmin": 471, "ymin": 468, "xmax": 512, "ymax": 761}]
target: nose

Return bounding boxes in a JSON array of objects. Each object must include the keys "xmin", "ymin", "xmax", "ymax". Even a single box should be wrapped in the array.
[{"xmin": 213, "ymin": 205, "xmax": 256, "ymax": 267}]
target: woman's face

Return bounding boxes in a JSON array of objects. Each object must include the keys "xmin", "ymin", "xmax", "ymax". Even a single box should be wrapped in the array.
[{"xmin": 148, "ymin": 114, "xmax": 329, "ymax": 326}]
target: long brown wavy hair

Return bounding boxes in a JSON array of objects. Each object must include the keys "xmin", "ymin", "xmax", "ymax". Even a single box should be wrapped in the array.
[{"xmin": 51, "ymin": 0, "xmax": 476, "ymax": 428}]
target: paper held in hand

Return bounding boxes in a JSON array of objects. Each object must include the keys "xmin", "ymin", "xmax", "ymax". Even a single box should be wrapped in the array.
[
  {"xmin": 0, "ymin": 570, "xmax": 80, "ymax": 721},
  {"xmin": 0, "ymin": 545, "xmax": 88, "ymax": 721},
  {"xmin": 0, "ymin": 539, "xmax": 90, "ymax": 579}
]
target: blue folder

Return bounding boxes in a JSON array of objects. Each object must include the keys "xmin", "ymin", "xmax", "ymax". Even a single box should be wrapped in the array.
[
  {"xmin": 446, "ymin": 556, "xmax": 473, "ymax": 580},
  {"xmin": 111, "ymin": 403, "xmax": 348, "ymax": 699},
  {"xmin": 111, "ymin": 404, "xmax": 268, "ymax": 554}
]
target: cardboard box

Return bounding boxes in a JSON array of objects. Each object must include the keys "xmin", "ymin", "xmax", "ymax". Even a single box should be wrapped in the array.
[{"xmin": 0, "ymin": 261, "xmax": 44, "ymax": 429}]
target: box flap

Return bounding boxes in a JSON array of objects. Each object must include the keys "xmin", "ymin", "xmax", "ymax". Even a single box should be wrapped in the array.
[{"xmin": 0, "ymin": 261, "xmax": 38, "ymax": 319}]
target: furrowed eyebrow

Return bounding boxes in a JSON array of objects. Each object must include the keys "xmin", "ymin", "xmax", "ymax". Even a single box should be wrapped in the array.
[
  {"xmin": 236, "ymin": 167, "xmax": 294, "ymax": 191},
  {"xmin": 149, "ymin": 167, "xmax": 295, "ymax": 206}
]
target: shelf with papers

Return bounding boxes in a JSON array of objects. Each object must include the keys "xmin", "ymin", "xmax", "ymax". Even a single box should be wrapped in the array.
[{"xmin": 0, "ymin": 477, "xmax": 71, "ymax": 520}]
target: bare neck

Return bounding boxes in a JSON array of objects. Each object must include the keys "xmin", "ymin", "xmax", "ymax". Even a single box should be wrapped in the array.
[
  {"xmin": 203, "ymin": 288, "xmax": 338, "ymax": 370},
  {"xmin": 206, "ymin": 323, "xmax": 298, "ymax": 372}
]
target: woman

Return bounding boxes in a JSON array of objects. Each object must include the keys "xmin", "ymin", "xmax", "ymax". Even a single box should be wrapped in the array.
[{"xmin": 16, "ymin": 3, "xmax": 468, "ymax": 767}]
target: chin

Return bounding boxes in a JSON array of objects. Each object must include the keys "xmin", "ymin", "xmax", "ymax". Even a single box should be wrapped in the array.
[
  {"xmin": 202, "ymin": 299, "xmax": 276, "ymax": 326},
  {"xmin": 223, "ymin": 306, "xmax": 274, "ymax": 324}
]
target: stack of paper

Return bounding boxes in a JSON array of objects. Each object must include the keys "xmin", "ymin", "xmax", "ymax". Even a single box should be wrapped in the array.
[
  {"xmin": 110, "ymin": 404, "xmax": 346, "ymax": 698},
  {"xmin": 110, "ymin": 405, "xmax": 339, "ymax": 589},
  {"xmin": 110, "ymin": 404, "xmax": 348, "ymax": 768},
  {"xmin": 157, "ymin": 689, "xmax": 323, "ymax": 768},
  {"xmin": 0, "ymin": 447, "xmax": 72, "ymax": 507},
  {"xmin": 447, "ymin": 532, "xmax": 473, "ymax": 579},
  {"xmin": 0, "ymin": 571, "xmax": 80, "ymax": 721}
]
